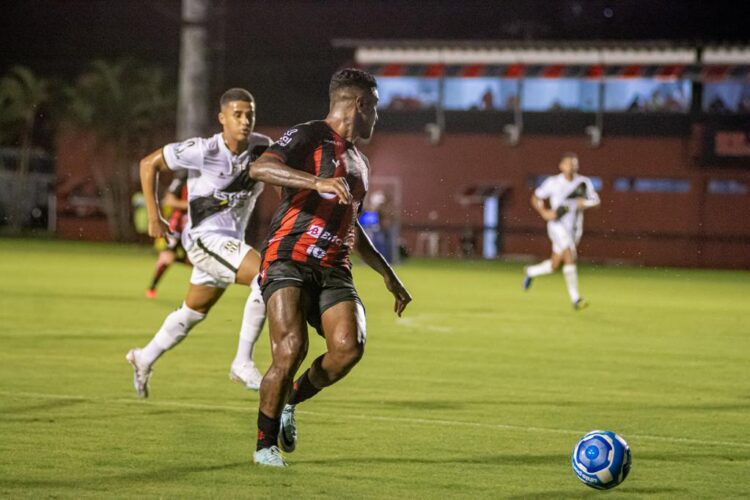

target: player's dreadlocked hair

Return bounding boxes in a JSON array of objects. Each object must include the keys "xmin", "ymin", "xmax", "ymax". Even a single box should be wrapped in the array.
[
  {"xmin": 220, "ymin": 88, "xmax": 254, "ymax": 108},
  {"xmin": 329, "ymin": 68, "xmax": 377, "ymax": 98}
]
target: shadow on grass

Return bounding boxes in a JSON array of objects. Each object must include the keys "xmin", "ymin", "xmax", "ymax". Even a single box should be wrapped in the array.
[
  {"xmin": 5, "ymin": 289, "xmax": 145, "ymax": 304},
  {"xmin": 0, "ymin": 461, "xmax": 249, "ymax": 491},
  {"xmin": 0, "ymin": 398, "xmax": 87, "ymax": 415},
  {"xmin": 506, "ymin": 486, "xmax": 686, "ymax": 499},
  {"xmin": 321, "ymin": 399, "xmax": 581, "ymax": 410},
  {"xmin": 637, "ymin": 450, "xmax": 750, "ymax": 462},
  {"xmin": 300, "ymin": 453, "xmax": 566, "ymax": 466}
]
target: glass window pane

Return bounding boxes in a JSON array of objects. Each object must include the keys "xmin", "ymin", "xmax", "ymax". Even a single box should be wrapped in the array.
[
  {"xmin": 375, "ymin": 77, "xmax": 439, "ymax": 111},
  {"xmin": 702, "ymin": 82, "xmax": 750, "ymax": 113},
  {"xmin": 613, "ymin": 177, "xmax": 631, "ymax": 192},
  {"xmin": 604, "ymin": 79, "xmax": 690, "ymax": 112},
  {"xmin": 707, "ymin": 179, "xmax": 748, "ymax": 194},
  {"xmin": 443, "ymin": 78, "xmax": 519, "ymax": 110},
  {"xmin": 521, "ymin": 79, "xmax": 600, "ymax": 112},
  {"xmin": 632, "ymin": 178, "xmax": 690, "ymax": 193}
]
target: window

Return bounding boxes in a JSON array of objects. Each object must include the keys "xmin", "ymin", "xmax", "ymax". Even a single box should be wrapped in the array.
[
  {"xmin": 614, "ymin": 177, "xmax": 691, "ymax": 193},
  {"xmin": 707, "ymin": 179, "xmax": 748, "ymax": 195},
  {"xmin": 521, "ymin": 79, "xmax": 600, "ymax": 112},
  {"xmin": 613, "ymin": 178, "xmax": 631, "ymax": 192},
  {"xmin": 604, "ymin": 79, "xmax": 691, "ymax": 112},
  {"xmin": 443, "ymin": 78, "xmax": 519, "ymax": 111},
  {"xmin": 703, "ymin": 82, "xmax": 750, "ymax": 113},
  {"xmin": 375, "ymin": 77, "xmax": 439, "ymax": 111}
]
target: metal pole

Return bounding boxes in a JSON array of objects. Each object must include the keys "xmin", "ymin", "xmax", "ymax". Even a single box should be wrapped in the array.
[{"xmin": 177, "ymin": 0, "xmax": 211, "ymax": 140}]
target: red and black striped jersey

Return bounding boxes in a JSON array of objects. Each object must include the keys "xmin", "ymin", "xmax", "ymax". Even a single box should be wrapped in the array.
[
  {"xmin": 260, "ymin": 120, "xmax": 369, "ymax": 271},
  {"xmin": 165, "ymin": 174, "xmax": 188, "ymax": 233}
]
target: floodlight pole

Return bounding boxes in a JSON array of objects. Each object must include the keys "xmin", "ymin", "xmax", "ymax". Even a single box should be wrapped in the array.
[
  {"xmin": 504, "ymin": 79, "xmax": 523, "ymax": 145},
  {"xmin": 177, "ymin": 0, "xmax": 211, "ymax": 140}
]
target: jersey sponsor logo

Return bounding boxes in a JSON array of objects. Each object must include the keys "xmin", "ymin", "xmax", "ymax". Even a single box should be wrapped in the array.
[
  {"xmin": 276, "ymin": 128, "xmax": 299, "ymax": 147},
  {"xmin": 306, "ymin": 225, "xmax": 324, "ymax": 237},
  {"xmin": 306, "ymin": 245, "xmax": 326, "ymax": 259},
  {"xmin": 306, "ymin": 224, "xmax": 344, "ymax": 247},
  {"xmin": 212, "ymin": 188, "xmax": 249, "ymax": 208}
]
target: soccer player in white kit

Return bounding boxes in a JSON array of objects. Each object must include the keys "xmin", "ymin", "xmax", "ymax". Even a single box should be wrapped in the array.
[
  {"xmin": 126, "ymin": 88, "xmax": 272, "ymax": 397},
  {"xmin": 524, "ymin": 153, "xmax": 600, "ymax": 309}
]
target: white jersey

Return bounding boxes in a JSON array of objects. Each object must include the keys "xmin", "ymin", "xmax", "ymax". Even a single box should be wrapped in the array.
[
  {"xmin": 534, "ymin": 173, "xmax": 600, "ymax": 236},
  {"xmin": 162, "ymin": 132, "xmax": 272, "ymax": 250}
]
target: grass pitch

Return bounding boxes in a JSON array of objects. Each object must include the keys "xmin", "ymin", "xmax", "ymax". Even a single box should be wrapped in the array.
[{"xmin": 0, "ymin": 238, "xmax": 748, "ymax": 498}]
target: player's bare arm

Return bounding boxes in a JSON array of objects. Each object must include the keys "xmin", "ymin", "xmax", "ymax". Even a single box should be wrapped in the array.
[
  {"xmin": 161, "ymin": 192, "xmax": 188, "ymax": 211},
  {"xmin": 250, "ymin": 153, "xmax": 352, "ymax": 204},
  {"xmin": 354, "ymin": 221, "xmax": 412, "ymax": 316},
  {"xmin": 531, "ymin": 193, "xmax": 557, "ymax": 221},
  {"xmin": 139, "ymin": 148, "xmax": 172, "ymax": 238}
]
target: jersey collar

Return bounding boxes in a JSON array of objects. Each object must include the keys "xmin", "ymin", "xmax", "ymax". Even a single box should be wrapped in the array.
[{"xmin": 217, "ymin": 133, "xmax": 250, "ymax": 173}]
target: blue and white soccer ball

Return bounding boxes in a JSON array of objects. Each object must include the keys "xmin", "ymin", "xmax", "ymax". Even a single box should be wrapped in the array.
[{"xmin": 572, "ymin": 430, "xmax": 631, "ymax": 490}]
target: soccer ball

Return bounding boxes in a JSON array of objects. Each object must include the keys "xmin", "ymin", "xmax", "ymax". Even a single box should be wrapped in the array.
[{"xmin": 571, "ymin": 430, "xmax": 631, "ymax": 490}]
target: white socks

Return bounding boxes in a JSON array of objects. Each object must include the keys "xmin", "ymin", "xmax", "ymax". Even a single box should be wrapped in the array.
[
  {"xmin": 562, "ymin": 264, "xmax": 580, "ymax": 303},
  {"xmin": 232, "ymin": 277, "xmax": 266, "ymax": 368},
  {"xmin": 526, "ymin": 259, "xmax": 553, "ymax": 278},
  {"xmin": 140, "ymin": 303, "xmax": 206, "ymax": 367}
]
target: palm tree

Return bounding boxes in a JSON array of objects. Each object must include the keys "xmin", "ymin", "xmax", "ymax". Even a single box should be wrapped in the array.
[
  {"xmin": 0, "ymin": 66, "xmax": 50, "ymax": 230},
  {"xmin": 65, "ymin": 59, "xmax": 175, "ymax": 242}
]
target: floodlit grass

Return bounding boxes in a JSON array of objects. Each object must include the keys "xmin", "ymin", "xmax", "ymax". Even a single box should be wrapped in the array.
[{"xmin": 0, "ymin": 238, "xmax": 748, "ymax": 498}]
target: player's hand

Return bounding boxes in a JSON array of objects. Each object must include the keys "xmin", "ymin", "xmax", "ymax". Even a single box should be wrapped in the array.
[
  {"xmin": 575, "ymin": 197, "xmax": 587, "ymax": 209},
  {"xmin": 148, "ymin": 218, "xmax": 171, "ymax": 239},
  {"xmin": 542, "ymin": 209, "xmax": 558, "ymax": 221},
  {"xmin": 384, "ymin": 273, "xmax": 412, "ymax": 317},
  {"xmin": 314, "ymin": 177, "xmax": 352, "ymax": 204}
]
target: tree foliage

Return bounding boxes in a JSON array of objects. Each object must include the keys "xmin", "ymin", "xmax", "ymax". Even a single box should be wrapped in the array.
[{"xmin": 64, "ymin": 59, "xmax": 175, "ymax": 241}]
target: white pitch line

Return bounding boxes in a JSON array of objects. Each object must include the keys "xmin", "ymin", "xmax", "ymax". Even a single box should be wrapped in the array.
[{"xmin": 3, "ymin": 390, "xmax": 750, "ymax": 450}]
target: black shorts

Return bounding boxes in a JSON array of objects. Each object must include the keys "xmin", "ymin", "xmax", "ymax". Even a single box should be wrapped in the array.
[{"xmin": 260, "ymin": 260, "xmax": 363, "ymax": 337}]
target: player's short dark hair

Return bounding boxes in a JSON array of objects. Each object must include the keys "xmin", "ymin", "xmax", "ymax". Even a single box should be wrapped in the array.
[
  {"xmin": 561, "ymin": 152, "xmax": 578, "ymax": 162},
  {"xmin": 220, "ymin": 88, "xmax": 254, "ymax": 108},
  {"xmin": 329, "ymin": 68, "xmax": 377, "ymax": 98}
]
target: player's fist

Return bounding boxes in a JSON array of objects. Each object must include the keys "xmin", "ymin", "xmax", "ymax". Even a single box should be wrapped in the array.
[
  {"xmin": 315, "ymin": 177, "xmax": 352, "ymax": 204},
  {"xmin": 384, "ymin": 273, "xmax": 412, "ymax": 317},
  {"xmin": 148, "ymin": 218, "xmax": 171, "ymax": 239}
]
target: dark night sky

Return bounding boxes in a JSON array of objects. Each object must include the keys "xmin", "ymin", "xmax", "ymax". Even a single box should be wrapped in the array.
[{"xmin": 3, "ymin": 0, "xmax": 750, "ymax": 124}]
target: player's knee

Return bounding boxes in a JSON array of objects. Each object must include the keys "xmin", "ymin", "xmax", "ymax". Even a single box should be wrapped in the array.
[
  {"xmin": 274, "ymin": 332, "xmax": 308, "ymax": 370},
  {"xmin": 331, "ymin": 335, "xmax": 365, "ymax": 369}
]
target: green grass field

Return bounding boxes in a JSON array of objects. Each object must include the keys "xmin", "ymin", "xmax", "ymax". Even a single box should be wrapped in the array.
[{"xmin": 0, "ymin": 238, "xmax": 748, "ymax": 498}]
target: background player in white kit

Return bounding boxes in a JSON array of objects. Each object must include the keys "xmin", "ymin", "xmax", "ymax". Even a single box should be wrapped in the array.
[
  {"xmin": 524, "ymin": 152, "xmax": 600, "ymax": 309},
  {"xmin": 126, "ymin": 88, "xmax": 272, "ymax": 397}
]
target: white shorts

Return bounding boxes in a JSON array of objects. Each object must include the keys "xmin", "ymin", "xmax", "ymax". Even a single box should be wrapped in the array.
[
  {"xmin": 547, "ymin": 222, "xmax": 580, "ymax": 256},
  {"xmin": 187, "ymin": 233, "xmax": 253, "ymax": 288}
]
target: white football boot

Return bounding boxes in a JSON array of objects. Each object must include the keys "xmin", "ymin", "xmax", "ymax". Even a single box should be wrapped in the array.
[
  {"xmin": 229, "ymin": 361, "xmax": 263, "ymax": 391},
  {"xmin": 125, "ymin": 348, "xmax": 152, "ymax": 398},
  {"xmin": 253, "ymin": 446, "xmax": 287, "ymax": 467}
]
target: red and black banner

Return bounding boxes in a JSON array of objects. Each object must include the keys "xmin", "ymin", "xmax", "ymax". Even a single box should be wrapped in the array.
[{"xmin": 359, "ymin": 64, "xmax": 750, "ymax": 81}]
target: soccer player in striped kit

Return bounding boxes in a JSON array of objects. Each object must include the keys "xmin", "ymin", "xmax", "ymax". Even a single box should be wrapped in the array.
[{"xmin": 249, "ymin": 69, "xmax": 412, "ymax": 467}]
